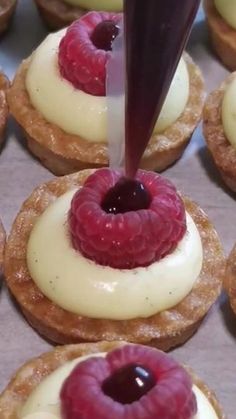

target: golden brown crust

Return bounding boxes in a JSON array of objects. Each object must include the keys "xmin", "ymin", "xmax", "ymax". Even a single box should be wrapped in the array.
[
  {"xmin": 203, "ymin": 73, "xmax": 236, "ymax": 192},
  {"xmin": 225, "ymin": 244, "xmax": 236, "ymax": 315},
  {"xmin": 0, "ymin": 341, "xmax": 226, "ymax": 418},
  {"xmin": 204, "ymin": 0, "xmax": 236, "ymax": 70},
  {"xmin": 4, "ymin": 169, "xmax": 225, "ymax": 349},
  {"xmin": 0, "ymin": 0, "xmax": 17, "ymax": 35},
  {"xmin": 34, "ymin": 0, "xmax": 85, "ymax": 30},
  {"xmin": 7, "ymin": 53, "xmax": 205, "ymax": 175},
  {"xmin": 0, "ymin": 72, "xmax": 9, "ymax": 147}
]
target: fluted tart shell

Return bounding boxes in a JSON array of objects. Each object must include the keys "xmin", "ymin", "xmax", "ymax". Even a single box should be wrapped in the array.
[
  {"xmin": 225, "ymin": 244, "xmax": 236, "ymax": 315},
  {"xmin": 0, "ymin": 0, "xmax": 16, "ymax": 35},
  {"xmin": 7, "ymin": 53, "xmax": 205, "ymax": 176},
  {"xmin": 0, "ymin": 72, "xmax": 9, "ymax": 146},
  {"xmin": 204, "ymin": 0, "xmax": 236, "ymax": 70},
  {"xmin": 0, "ymin": 341, "xmax": 226, "ymax": 418},
  {"xmin": 34, "ymin": 0, "xmax": 85, "ymax": 30},
  {"xmin": 203, "ymin": 73, "xmax": 236, "ymax": 192},
  {"xmin": 4, "ymin": 169, "xmax": 225, "ymax": 349}
]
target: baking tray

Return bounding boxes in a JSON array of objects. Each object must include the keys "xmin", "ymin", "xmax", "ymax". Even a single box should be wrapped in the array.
[{"xmin": 0, "ymin": 1, "xmax": 235, "ymax": 417}]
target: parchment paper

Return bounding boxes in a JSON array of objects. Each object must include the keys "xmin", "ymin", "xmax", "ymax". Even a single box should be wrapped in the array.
[{"xmin": 0, "ymin": 2, "xmax": 235, "ymax": 417}]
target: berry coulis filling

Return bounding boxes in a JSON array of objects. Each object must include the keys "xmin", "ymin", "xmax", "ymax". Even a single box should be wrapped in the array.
[
  {"xmin": 91, "ymin": 20, "xmax": 120, "ymax": 51},
  {"xmin": 69, "ymin": 168, "xmax": 187, "ymax": 269},
  {"xmin": 102, "ymin": 363, "xmax": 156, "ymax": 404},
  {"xmin": 58, "ymin": 12, "xmax": 121, "ymax": 96},
  {"xmin": 101, "ymin": 178, "xmax": 152, "ymax": 214},
  {"xmin": 60, "ymin": 344, "xmax": 197, "ymax": 419}
]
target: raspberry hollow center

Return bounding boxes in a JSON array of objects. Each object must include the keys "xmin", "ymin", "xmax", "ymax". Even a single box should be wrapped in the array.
[
  {"xmin": 91, "ymin": 20, "xmax": 120, "ymax": 51},
  {"xmin": 101, "ymin": 178, "xmax": 152, "ymax": 214},
  {"xmin": 102, "ymin": 363, "xmax": 156, "ymax": 404}
]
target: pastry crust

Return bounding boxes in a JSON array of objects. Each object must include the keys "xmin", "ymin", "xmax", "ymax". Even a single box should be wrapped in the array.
[
  {"xmin": 0, "ymin": 72, "xmax": 9, "ymax": 147},
  {"xmin": 225, "ymin": 244, "xmax": 236, "ymax": 315},
  {"xmin": 203, "ymin": 73, "xmax": 236, "ymax": 192},
  {"xmin": 34, "ymin": 0, "xmax": 85, "ymax": 30},
  {"xmin": 204, "ymin": 0, "xmax": 236, "ymax": 71},
  {"xmin": 4, "ymin": 170, "xmax": 225, "ymax": 349},
  {"xmin": 0, "ymin": 341, "xmax": 226, "ymax": 418},
  {"xmin": 7, "ymin": 53, "xmax": 205, "ymax": 176},
  {"xmin": 0, "ymin": 0, "xmax": 17, "ymax": 35}
]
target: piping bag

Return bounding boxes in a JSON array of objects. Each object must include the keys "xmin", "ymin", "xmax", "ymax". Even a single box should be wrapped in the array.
[{"xmin": 107, "ymin": 0, "xmax": 200, "ymax": 178}]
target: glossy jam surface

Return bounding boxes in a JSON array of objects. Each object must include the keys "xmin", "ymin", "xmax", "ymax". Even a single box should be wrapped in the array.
[
  {"xmin": 102, "ymin": 363, "xmax": 156, "ymax": 404},
  {"xmin": 101, "ymin": 178, "xmax": 151, "ymax": 214},
  {"xmin": 124, "ymin": 0, "xmax": 200, "ymax": 177},
  {"xmin": 91, "ymin": 20, "xmax": 120, "ymax": 51}
]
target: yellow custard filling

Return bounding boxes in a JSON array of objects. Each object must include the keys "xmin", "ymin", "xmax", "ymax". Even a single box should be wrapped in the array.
[
  {"xmin": 26, "ymin": 30, "xmax": 189, "ymax": 142},
  {"xmin": 26, "ymin": 189, "xmax": 203, "ymax": 320},
  {"xmin": 20, "ymin": 353, "xmax": 218, "ymax": 419},
  {"xmin": 214, "ymin": 0, "xmax": 236, "ymax": 30},
  {"xmin": 222, "ymin": 77, "xmax": 236, "ymax": 149},
  {"xmin": 63, "ymin": 0, "xmax": 123, "ymax": 11}
]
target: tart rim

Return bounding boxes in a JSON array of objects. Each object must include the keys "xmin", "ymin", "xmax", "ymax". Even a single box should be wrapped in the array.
[
  {"xmin": 34, "ymin": 0, "xmax": 85, "ymax": 30},
  {"xmin": 203, "ymin": 72, "xmax": 236, "ymax": 191},
  {"xmin": 204, "ymin": 0, "xmax": 236, "ymax": 70},
  {"xmin": 225, "ymin": 244, "xmax": 236, "ymax": 314},
  {"xmin": 0, "ymin": 72, "xmax": 9, "ymax": 145}
]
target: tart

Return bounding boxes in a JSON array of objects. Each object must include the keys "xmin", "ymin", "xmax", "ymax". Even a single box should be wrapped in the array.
[
  {"xmin": 203, "ymin": 73, "xmax": 236, "ymax": 192},
  {"xmin": 0, "ymin": 342, "xmax": 225, "ymax": 418},
  {"xmin": 0, "ymin": 0, "xmax": 16, "ymax": 35},
  {"xmin": 204, "ymin": 0, "xmax": 236, "ymax": 70},
  {"xmin": 0, "ymin": 71, "xmax": 9, "ymax": 147},
  {"xmin": 34, "ymin": 0, "xmax": 123, "ymax": 30},
  {"xmin": 225, "ymin": 243, "xmax": 236, "ymax": 315},
  {"xmin": 4, "ymin": 168, "xmax": 225, "ymax": 349},
  {"xmin": 7, "ymin": 12, "xmax": 205, "ymax": 176}
]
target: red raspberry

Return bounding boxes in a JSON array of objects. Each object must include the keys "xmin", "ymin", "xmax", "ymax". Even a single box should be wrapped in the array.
[
  {"xmin": 60, "ymin": 344, "xmax": 197, "ymax": 419},
  {"xmin": 58, "ymin": 12, "xmax": 121, "ymax": 96},
  {"xmin": 69, "ymin": 168, "xmax": 186, "ymax": 269}
]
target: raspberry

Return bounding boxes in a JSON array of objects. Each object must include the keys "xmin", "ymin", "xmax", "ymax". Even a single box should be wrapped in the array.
[
  {"xmin": 60, "ymin": 344, "xmax": 197, "ymax": 419},
  {"xmin": 69, "ymin": 168, "xmax": 186, "ymax": 269},
  {"xmin": 58, "ymin": 12, "xmax": 121, "ymax": 96}
]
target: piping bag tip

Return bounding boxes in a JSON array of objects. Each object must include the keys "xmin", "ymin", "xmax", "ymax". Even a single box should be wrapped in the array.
[
  {"xmin": 107, "ymin": 1, "xmax": 200, "ymax": 178},
  {"xmin": 106, "ymin": 17, "xmax": 125, "ymax": 171}
]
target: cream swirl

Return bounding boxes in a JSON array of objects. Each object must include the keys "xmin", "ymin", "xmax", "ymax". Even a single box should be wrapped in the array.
[
  {"xmin": 214, "ymin": 0, "xmax": 236, "ymax": 30},
  {"xmin": 63, "ymin": 0, "xmax": 123, "ymax": 10},
  {"xmin": 221, "ymin": 77, "xmax": 236, "ymax": 149},
  {"xmin": 25, "ymin": 30, "xmax": 189, "ymax": 142},
  {"xmin": 27, "ymin": 189, "xmax": 203, "ymax": 320}
]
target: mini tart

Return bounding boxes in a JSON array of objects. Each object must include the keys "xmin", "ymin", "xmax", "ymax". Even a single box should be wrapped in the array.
[
  {"xmin": 4, "ymin": 169, "xmax": 225, "ymax": 349},
  {"xmin": 203, "ymin": 73, "xmax": 236, "ymax": 192},
  {"xmin": 225, "ymin": 244, "xmax": 236, "ymax": 315},
  {"xmin": 7, "ymin": 53, "xmax": 205, "ymax": 176},
  {"xmin": 34, "ymin": 0, "xmax": 87, "ymax": 30},
  {"xmin": 0, "ymin": 0, "xmax": 17, "ymax": 35},
  {"xmin": 0, "ymin": 341, "xmax": 225, "ymax": 418},
  {"xmin": 0, "ymin": 72, "xmax": 9, "ymax": 146},
  {"xmin": 204, "ymin": 0, "xmax": 236, "ymax": 70}
]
